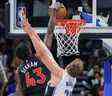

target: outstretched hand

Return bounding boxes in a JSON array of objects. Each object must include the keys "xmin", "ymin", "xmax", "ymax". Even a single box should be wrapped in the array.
[
  {"xmin": 23, "ymin": 18, "xmax": 31, "ymax": 34},
  {"xmin": 21, "ymin": 10, "xmax": 31, "ymax": 34},
  {"xmin": 49, "ymin": 1, "xmax": 61, "ymax": 10}
]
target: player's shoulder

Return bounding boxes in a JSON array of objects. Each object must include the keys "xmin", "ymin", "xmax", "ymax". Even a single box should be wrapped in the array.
[{"xmin": 63, "ymin": 71, "xmax": 77, "ymax": 81}]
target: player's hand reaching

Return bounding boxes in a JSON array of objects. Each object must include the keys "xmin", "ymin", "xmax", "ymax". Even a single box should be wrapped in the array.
[
  {"xmin": 49, "ymin": 1, "xmax": 61, "ymax": 18},
  {"xmin": 21, "ymin": 10, "xmax": 32, "ymax": 34},
  {"xmin": 49, "ymin": 1, "xmax": 61, "ymax": 10},
  {"xmin": 23, "ymin": 18, "xmax": 38, "ymax": 39},
  {"xmin": 23, "ymin": 18, "xmax": 31, "ymax": 34}
]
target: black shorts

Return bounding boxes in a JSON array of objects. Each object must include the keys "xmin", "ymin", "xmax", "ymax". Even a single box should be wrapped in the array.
[{"xmin": 45, "ymin": 84, "xmax": 55, "ymax": 96}]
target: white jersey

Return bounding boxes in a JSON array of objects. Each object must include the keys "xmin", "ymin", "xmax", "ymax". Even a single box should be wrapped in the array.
[{"xmin": 53, "ymin": 72, "xmax": 76, "ymax": 96}]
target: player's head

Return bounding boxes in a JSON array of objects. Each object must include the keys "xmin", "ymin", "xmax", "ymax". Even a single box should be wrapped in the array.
[
  {"xmin": 13, "ymin": 41, "xmax": 31, "ymax": 68},
  {"xmin": 65, "ymin": 58, "xmax": 84, "ymax": 77}
]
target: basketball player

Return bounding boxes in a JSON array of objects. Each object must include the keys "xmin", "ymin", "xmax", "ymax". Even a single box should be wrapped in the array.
[
  {"xmin": 23, "ymin": 12, "xmax": 84, "ymax": 96},
  {"xmin": 14, "ymin": 2, "xmax": 62, "ymax": 96},
  {"xmin": 13, "ymin": 40, "xmax": 50, "ymax": 96}
]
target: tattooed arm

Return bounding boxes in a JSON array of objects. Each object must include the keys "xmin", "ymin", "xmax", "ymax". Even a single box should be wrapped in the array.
[{"xmin": 44, "ymin": 8, "xmax": 56, "ymax": 49}]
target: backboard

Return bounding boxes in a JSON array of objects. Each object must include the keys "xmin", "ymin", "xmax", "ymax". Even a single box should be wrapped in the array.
[{"xmin": 8, "ymin": 0, "xmax": 112, "ymax": 36}]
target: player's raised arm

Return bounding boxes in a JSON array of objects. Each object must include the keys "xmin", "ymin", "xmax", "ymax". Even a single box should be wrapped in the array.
[
  {"xmin": 23, "ymin": 19, "xmax": 64, "ymax": 78},
  {"xmin": 44, "ymin": 2, "xmax": 61, "ymax": 49},
  {"xmin": 44, "ymin": 9, "xmax": 55, "ymax": 49}
]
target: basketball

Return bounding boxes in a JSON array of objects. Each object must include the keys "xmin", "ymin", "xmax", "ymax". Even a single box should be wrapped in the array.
[{"xmin": 56, "ymin": 4, "xmax": 67, "ymax": 17}]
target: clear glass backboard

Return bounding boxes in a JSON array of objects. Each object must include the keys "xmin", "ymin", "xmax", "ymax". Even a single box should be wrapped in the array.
[{"xmin": 9, "ymin": 0, "xmax": 112, "ymax": 35}]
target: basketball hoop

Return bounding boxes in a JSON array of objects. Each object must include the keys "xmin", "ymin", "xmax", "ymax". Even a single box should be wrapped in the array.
[{"xmin": 54, "ymin": 19, "xmax": 85, "ymax": 57}]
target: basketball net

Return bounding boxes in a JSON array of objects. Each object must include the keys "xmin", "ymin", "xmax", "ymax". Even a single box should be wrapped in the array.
[{"xmin": 54, "ymin": 19, "xmax": 85, "ymax": 57}]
